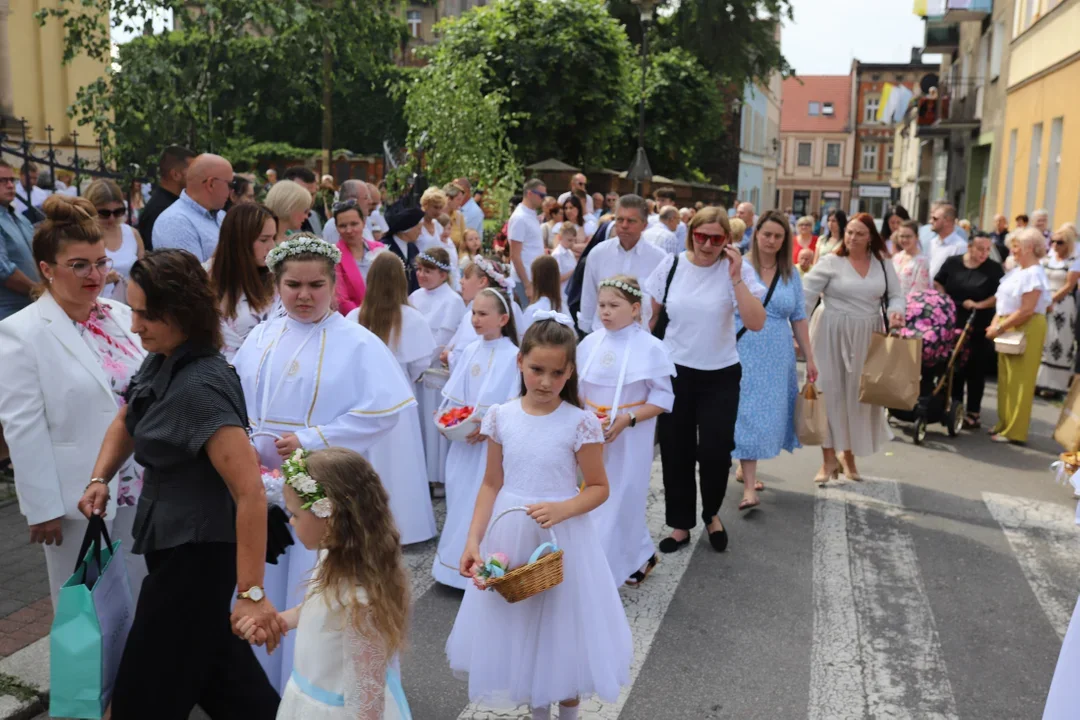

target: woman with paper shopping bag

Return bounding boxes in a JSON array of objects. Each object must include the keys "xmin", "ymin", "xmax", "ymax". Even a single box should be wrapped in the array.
[
  {"xmin": 987, "ymin": 228, "xmax": 1051, "ymax": 444},
  {"xmin": 803, "ymin": 213, "xmax": 904, "ymax": 484}
]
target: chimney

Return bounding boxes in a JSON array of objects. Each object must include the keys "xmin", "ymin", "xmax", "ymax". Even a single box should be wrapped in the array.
[{"xmin": 911, "ymin": 47, "xmax": 924, "ymax": 65}]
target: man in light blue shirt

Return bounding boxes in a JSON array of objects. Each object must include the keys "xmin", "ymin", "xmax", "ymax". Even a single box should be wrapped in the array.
[
  {"xmin": 153, "ymin": 154, "xmax": 232, "ymax": 262},
  {"xmin": 456, "ymin": 178, "xmax": 485, "ymax": 236},
  {"xmin": 0, "ymin": 161, "xmax": 37, "ymax": 320},
  {"xmin": 736, "ymin": 202, "xmax": 756, "ymax": 253}
]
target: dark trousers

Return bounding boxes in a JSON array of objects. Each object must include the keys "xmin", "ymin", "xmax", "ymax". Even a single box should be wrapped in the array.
[
  {"xmin": 953, "ymin": 333, "xmax": 993, "ymax": 414},
  {"xmin": 111, "ymin": 542, "xmax": 279, "ymax": 720},
  {"xmin": 658, "ymin": 363, "xmax": 741, "ymax": 530}
]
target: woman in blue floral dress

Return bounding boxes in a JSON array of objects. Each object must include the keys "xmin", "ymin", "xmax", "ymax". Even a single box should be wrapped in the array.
[{"xmin": 734, "ymin": 212, "xmax": 818, "ymax": 511}]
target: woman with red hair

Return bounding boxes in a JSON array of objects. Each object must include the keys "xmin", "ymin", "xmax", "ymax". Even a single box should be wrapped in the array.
[{"xmin": 802, "ymin": 213, "xmax": 905, "ymax": 484}]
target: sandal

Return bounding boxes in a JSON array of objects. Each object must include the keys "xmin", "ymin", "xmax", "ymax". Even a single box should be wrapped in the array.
[
  {"xmin": 625, "ymin": 555, "xmax": 659, "ymax": 587},
  {"xmin": 963, "ymin": 413, "xmax": 981, "ymax": 430},
  {"xmin": 738, "ymin": 498, "xmax": 760, "ymax": 512},
  {"xmin": 735, "ymin": 466, "xmax": 764, "ymax": 491}
]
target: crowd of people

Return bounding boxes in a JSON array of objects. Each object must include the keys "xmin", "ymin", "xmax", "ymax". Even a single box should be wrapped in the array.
[{"xmin": 0, "ymin": 146, "xmax": 1076, "ymax": 718}]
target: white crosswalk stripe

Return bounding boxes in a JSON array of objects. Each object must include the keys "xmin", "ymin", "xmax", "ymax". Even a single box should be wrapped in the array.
[
  {"xmin": 810, "ymin": 478, "xmax": 958, "ymax": 720},
  {"xmin": 983, "ymin": 492, "xmax": 1080, "ymax": 640},
  {"xmin": 455, "ymin": 459, "xmax": 696, "ymax": 719}
]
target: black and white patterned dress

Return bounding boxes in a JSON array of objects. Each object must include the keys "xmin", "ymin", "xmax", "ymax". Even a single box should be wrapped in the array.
[{"xmin": 1037, "ymin": 254, "xmax": 1076, "ymax": 393}]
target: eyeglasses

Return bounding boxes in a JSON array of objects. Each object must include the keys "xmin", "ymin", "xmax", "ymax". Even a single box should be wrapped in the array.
[
  {"xmin": 332, "ymin": 199, "xmax": 362, "ymax": 215},
  {"xmin": 56, "ymin": 258, "xmax": 114, "ymax": 278},
  {"xmin": 528, "ymin": 189, "xmax": 546, "ymax": 199},
  {"xmin": 96, "ymin": 208, "xmax": 127, "ymax": 219},
  {"xmin": 0, "ymin": 177, "xmax": 15, "ymax": 185},
  {"xmin": 206, "ymin": 176, "xmax": 233, "ymax": 188},
  {"xmin": 693, "ymin": 232, "xmax": 728, "ymax": 246}
]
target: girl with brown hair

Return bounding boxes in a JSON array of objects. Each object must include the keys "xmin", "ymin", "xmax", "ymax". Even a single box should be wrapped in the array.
[
  {"xmin": 208, "ymin": 203, "xmax": 280, "ymax": 360},
  {"xmin": 523, "ymin": 254, "xmax": 563, "ymax": 328}
]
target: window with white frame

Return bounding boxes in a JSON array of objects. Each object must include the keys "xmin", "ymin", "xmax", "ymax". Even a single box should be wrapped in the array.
[
  {"xmin": 809, "ymin": 102, "xmax": 821, "ymax": 116},
  {"xmin": 823, "ymin": 102, "xmax": 834, "ymax": 116},
  {"xmin": 1026, "ymin": 122, "xmax": 1043, "ymax": 214},
  {"xmin": 1045, "ymin": 117, "xmax": 1063, "ymax": 224},
  {"xmin": 826, "ymin": 143, "xmax": 842, "ymax": 167},
  {"xmin": 798, "ymin": 142, "xmax": 812, "ymax": 166},
  {"xmin": 990, "ymin": 22, "xmax": 1004, "ymax": 80},
  {"xmin": 862, "ymin": 144, "xmax": 877, "ymax": 171},
  {"xmin": 864, "ymin": 96, "xmax": 880, "ymax": 123},
  {"xmin": 886, "ymin": 145, "xmax": 894, "ymax": 171},
  {"xmin": 407, "ymin": 10, "xmax": 422, "ymax": 38}
]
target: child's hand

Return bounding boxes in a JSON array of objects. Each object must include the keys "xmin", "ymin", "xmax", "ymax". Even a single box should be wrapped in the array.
[
  {"xmin": 527, "ymin": 501, "xmax": 571, "ymax": 529},
  {"xmin": 236, "ymin": 615, "xmax": 261, "ymax": 645},
  {"xmin": 459, "ymin": 544, "xmax": 484, "ymax": 578},
  {"xmin": 465, "ymin": 419, "xmax": 487, "ymax": 445}
]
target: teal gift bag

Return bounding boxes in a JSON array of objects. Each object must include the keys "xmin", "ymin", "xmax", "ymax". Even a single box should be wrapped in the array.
[{"xmin": 50, "ymin": 516, "xmax": 134, "ymax": 719}]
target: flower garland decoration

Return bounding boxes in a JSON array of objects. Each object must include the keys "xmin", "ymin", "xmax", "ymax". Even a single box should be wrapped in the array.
[
  {"xmin": 598, "ymin": 278, "xmax": 644, "ymax": 298},
  {"xmin": 417, "ymin": 252, "xmax": 452, "ymax": 272},
  {"xmin": 471, "ymin": 255, "xmax": 515, "ymax": 292},
  {"xmin": 266, "ymin": 234, "xmax": 343, "ymax": 272},
  {"xmin": 282, "ymin": 449, "xmax": 333, "ymax": 518}
]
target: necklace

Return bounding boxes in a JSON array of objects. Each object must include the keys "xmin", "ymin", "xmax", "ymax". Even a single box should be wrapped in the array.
[{"xmin": 760, "ymin": 262, "xmax": 777, "ymax": 270}]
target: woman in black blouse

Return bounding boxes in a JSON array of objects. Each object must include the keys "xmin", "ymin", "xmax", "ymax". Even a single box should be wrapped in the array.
[
  {"xmin": 78, "ymin": 249, "xmax": 282, "ymax": 719},
  {"xmin": 934, "ymin": 232, "xmax": 1004, "ymax": 430}
]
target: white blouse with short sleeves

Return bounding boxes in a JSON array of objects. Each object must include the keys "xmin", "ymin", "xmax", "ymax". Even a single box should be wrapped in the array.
[{"xmin": 995, "ymin": 264, "xmax": 1051, "ymax": 316}]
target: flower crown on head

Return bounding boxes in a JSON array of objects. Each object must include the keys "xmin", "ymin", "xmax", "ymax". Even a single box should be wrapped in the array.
[
  {"xmin": 282, "ymin": 449, "xmax": 332, "ymax": 518},
  {"xmin": 266, "ymin": 234, "xmax": 343, "ymax": 272},
  {"xmin": 417, "ymin": 252, "xmax": 451, "ymax": 272},
  {"xmin": 599, "ymin": 278, "xmax": 644, "ymax": 298},
  {"xmin": 471, "ymin": 255, "xmax": 515, "ymax": 292}
]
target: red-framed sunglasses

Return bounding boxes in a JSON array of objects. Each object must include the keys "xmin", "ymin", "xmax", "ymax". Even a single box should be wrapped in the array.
[{"xmin": 692, "ymin": 231, "xmax": 728, "ymax": 247}]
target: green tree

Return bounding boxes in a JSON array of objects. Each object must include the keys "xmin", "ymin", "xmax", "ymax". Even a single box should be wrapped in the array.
[{"xmin": 427, "ymin": 0, "xmax": 635, "ymax": 169}]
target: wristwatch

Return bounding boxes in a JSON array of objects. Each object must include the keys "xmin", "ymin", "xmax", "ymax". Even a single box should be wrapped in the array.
[
  {"xmin": 628, "ymin": 412, "xmax": 638, "ymax": 428},
  {"xmin": 237, "ymin": 586, "xmax": 265, "ymax": 602}
]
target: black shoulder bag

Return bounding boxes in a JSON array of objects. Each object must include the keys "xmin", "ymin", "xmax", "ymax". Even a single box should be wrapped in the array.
[
  {"xmin": 652, "ymin": 255, "xmax": 679, "ymax": 340},
  {"xmin": 736, "ymin": 268, "xmax": 782, "ymax": 341}
]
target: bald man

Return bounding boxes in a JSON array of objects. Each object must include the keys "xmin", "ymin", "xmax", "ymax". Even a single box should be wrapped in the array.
[
  {"xmin": 364, "ymin": 182, "xmax": 388, "ymax": 241},
  {"xmin": 558, "ymin": 173, "xmax": 593, "ymax": 215},
  {"xmin": 736, "ymin": 202, "xmax": 755, "ymax": 252},
  {"xmin": 152, "ymin": 153, "xmax": 233, "ymax": 261}
]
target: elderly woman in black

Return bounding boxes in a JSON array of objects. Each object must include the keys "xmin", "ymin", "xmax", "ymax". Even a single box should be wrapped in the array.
[{"xmin": 78, "ymin": 249, "xmax": 282, "ymax": 719}]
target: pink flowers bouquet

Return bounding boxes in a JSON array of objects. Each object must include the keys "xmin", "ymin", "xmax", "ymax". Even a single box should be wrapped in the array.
[
  {"xmin": 470, "ymin": 552, "xmax": 510, "ymax": 590},
  {"xmin": 896, "ymin": 290, "xmax": 964, "ymax": 367}
]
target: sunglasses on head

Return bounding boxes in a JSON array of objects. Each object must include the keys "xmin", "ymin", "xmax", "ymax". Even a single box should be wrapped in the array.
[
  {"xmin": 97, "ymin": 208, "xmax": 127, "ymax": 219},
  {"xmin": 692, "ymin": 231, "xmax": 728, "ymax": 247}
]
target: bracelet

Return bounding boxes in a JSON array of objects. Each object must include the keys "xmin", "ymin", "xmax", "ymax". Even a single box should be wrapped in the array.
[
  {"xmin": 733, "ymin": 279, "xmax": 744, "ymax": 289},
  {"xmin": 86, "ymin": 477, "xmax": 108, "ymax": 490}
]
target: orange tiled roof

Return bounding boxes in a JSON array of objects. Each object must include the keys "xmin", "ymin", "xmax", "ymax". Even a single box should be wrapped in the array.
[{"xmin": 780, "ymin": 75, "xmax": 852, "ymax": 133}]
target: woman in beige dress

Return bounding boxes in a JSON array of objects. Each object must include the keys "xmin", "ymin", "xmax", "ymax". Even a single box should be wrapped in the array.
[{"xmin": 803, "ymin": 212, "xmax": 905, "ymax": 483}]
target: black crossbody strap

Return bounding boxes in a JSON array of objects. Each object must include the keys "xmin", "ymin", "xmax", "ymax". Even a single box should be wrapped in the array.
[
  {"xmin": 736, "ymin": 266, "xmax": 781, "ymax": 341},
  {"xmin": 662, "ymin": 254, "xmax": 679, "ymax": 303}
]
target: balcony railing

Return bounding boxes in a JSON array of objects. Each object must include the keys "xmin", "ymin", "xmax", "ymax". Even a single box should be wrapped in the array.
[
  {"xmin": 924, "ymin": 20, "xmax": 960, "ymax": 52},
  {"xmin": 916, "ymin": 80, "xmax": 984, "ymax": 135},
  {"xmin": 943, "ymin": 0, "xmax": 993, "ymax": 22}
]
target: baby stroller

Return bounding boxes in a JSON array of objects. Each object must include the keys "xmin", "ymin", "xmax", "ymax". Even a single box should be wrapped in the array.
[{"xmin": 886, "ymin": 289, "xmax": 975, "ymax": 445}]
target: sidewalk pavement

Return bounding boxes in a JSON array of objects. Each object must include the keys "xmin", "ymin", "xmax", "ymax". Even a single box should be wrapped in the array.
[{"xmin": 0, "ymin": 502, "xmax": 53, "ymax": 660}]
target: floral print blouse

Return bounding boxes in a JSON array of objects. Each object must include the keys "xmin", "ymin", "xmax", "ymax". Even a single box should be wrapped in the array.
[
  {"xmin": 891, "ymin": 251, "xmax": 931, "ymax": 298},
  {"xmin": 75, "ymin": 304, "xmax": 147, "ymax": 506}
]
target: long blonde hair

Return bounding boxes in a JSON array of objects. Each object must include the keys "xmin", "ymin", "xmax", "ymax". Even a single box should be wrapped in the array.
[
  {"xmin": 305, "ymin": 448, "xmax": 409, "ymax": 654},
  {"xmin": 358, "ymin": 253, "xmax": 408, "ymax": 348}
]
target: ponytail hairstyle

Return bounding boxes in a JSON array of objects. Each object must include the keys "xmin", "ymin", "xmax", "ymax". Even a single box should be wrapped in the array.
[
  {"xmin": 529, "ymin": 254, "xmax": 562, "ymax": 312},
  {"xmin": 476, "ymin": 287, "xmax": 519, "ymax": 346},
  {"xmin": 518, "ymin": 319, "xmax": 581, "ymax": 407},
  {"xmin": 358, "ymin": 253, "xmax": 408, "ymax": 348}
]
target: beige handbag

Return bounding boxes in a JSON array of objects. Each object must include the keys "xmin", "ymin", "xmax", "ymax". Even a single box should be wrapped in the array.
[{"xmin": 993, "ymin": 330, "xmax": 1027, "ymax": 355}]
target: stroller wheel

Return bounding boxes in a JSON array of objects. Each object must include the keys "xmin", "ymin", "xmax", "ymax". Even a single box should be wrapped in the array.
[
  {"xmin": 947, "ymin": 401, "xmax": 964, "ymax": 437},
  {"xmin": 913, "ymin": 418, "xmax": 928, "ymax": 445}
]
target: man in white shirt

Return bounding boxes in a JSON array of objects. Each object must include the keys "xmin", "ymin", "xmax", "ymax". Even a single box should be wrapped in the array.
[
  {"xmin": 509, "ymin": 178, "xmax": 547, "ymax": 306},
  {"xmin": 321, "ymin": 180, "xmax": 374, "ymax": 244},
  {"xmin": 649, "ymin": 186, "xmax": 688, "ymax": 245},
  {"xmin": 591, "ymin": 192, "xmax": 605, "ymax": 221},
  {"xmin": 578, "ymin": 194, "xmax": 667, "ymax": 333},
  {"xmin": 928, "ymin": 203, "xmax": 966, "ymax": 278},
  {"xmin": 13, "ymin": 163, "xmax": 49, "ymax": 217},
  {"xmin": 644, "ymin": 206, "xmax": 682, "ymax": 255},
  {"xmin": 557, "ymin": 173, "xmax": 593, "ymax": 215},
  {"xmin": 365, "ymin": 182, "xmax": 388, "ymax": 242}
]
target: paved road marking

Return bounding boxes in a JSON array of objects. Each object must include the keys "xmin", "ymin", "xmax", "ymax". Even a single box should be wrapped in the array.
[
  {"xmin": 456, "ymin": 459, "xmax": 697, "ymax": 719},
  {"xmin": 811, "ymin": 478, "xmax": 958, "ymax": 720},
  {"xmin": 983, "ymin": 492, "xmax": 1080, "ymax": 640}
]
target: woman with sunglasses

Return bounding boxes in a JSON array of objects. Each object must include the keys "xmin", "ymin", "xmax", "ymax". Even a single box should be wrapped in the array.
[
  {"xmin": 86, "ymin": 178, "xmax": 145, "ymax": 303},
  {"xmin": 1037, "ymin": 224, "xmax": 1080, "ymax": 398},
  {"xmin": 644, "ymin": 205, "xmax": 767, "ymax": 553},
  {"xmin": 0, "ymin": 194, "xmax": 148, "ymax": 609}
]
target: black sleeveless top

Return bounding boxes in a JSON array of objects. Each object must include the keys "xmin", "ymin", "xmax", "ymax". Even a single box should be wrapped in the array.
[{"xmin": 125, "ymin": 342, "xmax": 248, "ymax": 555}]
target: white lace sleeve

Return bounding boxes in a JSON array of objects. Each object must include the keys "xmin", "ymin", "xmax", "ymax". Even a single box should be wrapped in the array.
[
  {"xmin": 343, "ymin": 611, "xmax": 389, "ymax": 719},
  {"xmin": 480, "ymin": 403, "xmax": 501, "ymax": 443},
  {"xmin": 574, "ymin": 410, "xmax": 604, "ymax": 451}
]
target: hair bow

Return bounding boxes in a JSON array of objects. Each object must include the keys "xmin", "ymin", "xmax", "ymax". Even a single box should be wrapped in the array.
[{"xmin": 532, "ymin": 310, "xmax": 575, "ymax": 329}]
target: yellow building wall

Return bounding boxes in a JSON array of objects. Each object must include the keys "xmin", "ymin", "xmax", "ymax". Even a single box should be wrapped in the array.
[
  {"xmin": 997, "ymin": 56, "xmax": 1080, "ymax": 226},
  {"xmin": 8, "ymin": 0, "xmax": 109, "ymax": 145}
]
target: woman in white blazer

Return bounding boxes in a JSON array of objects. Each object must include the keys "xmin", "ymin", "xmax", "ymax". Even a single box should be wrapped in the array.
[{"xmin": 0, "ymin": 196, "xmax": 148, "ymax": 606}]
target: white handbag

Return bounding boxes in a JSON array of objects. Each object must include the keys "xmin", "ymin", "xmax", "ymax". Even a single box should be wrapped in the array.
[{"xmin": 994, "ymin": 330, "xmax": 1027, "ymax": 355}]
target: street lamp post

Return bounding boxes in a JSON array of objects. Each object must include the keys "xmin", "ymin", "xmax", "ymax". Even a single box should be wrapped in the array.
[{"xmin": 628, "ymin": 0, "xmax": 658, "ymax": 196}]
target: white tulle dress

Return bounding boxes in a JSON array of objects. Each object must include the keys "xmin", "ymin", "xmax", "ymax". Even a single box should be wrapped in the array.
[
  {"xmin": 445, "ymin": 400, "xmax": 633, "ymax": 709},
  {"xmin": 577, "ymin": 324, "xmax": 675, "ymax": 584},
  {"xmin": 277, "ymin": 578, "xmax": 412, "ymax": 719},
  {"xmin": 431, "ymin": 336, "xmax": 521, "ymax": 588},
  {"xmin": 410, "ymin": 283, "xmax": 466, "ymax": 488},
  {"xmin": 1043, "ymin": 487, "xmax": 1080, "ymax": 719}
]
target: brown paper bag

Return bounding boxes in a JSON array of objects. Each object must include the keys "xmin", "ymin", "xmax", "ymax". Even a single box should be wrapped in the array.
[
  {"xmin": 859, "ymin": 333, "xmax": 922, "ymax": 411},
  {"xmin": 1054, "ymin": 380, "xmax": 1080, "ymax": 451},
  {"xmin": 796, "ymin": 383, "xmax": 827, "ymax": 446}
]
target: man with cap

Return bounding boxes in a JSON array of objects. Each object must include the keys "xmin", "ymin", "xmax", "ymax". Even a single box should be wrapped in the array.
[{"xmin": 382, "ymin": 207, "xmax": 426, "ymax": 294}]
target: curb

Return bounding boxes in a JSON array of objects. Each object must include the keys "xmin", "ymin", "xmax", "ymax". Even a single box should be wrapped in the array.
[{"xmin": 0, "ymin": 638, "xmax": 48, "ymax": 720}]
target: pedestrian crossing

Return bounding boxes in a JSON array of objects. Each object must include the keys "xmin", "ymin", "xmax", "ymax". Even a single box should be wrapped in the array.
[{"xmin": 397, "ymin": 465, "xmax": 1079, "ymax": 719}]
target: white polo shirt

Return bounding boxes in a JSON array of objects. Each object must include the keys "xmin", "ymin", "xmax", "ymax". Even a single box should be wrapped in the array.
[
  {"xmin": 508, "ymin": 203, "xmax": 544, "ymax": 284},
  {"xmin": 578, "ymin": 236, "xmax": 667, "ymax": 333}
]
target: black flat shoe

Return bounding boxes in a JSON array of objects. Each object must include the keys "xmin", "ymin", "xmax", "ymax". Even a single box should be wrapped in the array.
[
  {"xmin": 708, "ymin": 526, "xmax": 728, "ymax": 552},
  {"xmin": 659, "ymin": 536, "xmax": 690, "ymax": 554}
]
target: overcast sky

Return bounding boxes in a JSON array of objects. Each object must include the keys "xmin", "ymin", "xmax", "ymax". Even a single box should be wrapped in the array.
[{"xmin": 781, "ymin": 0, "xmax": 942, "ymax": 76}]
